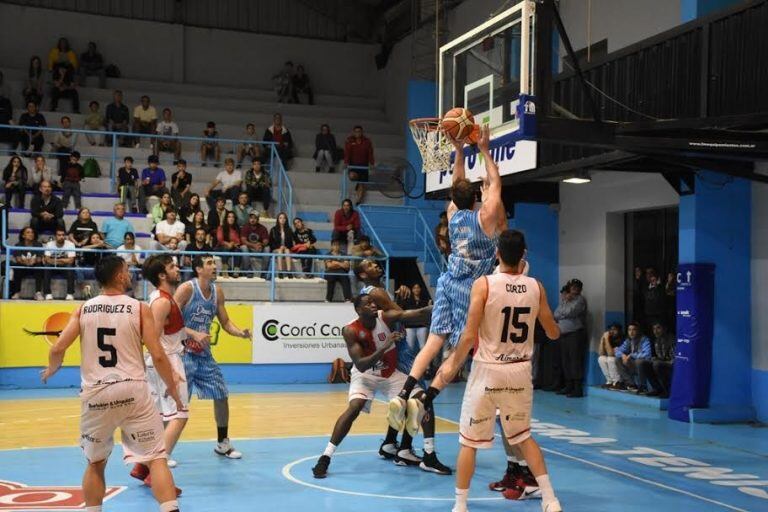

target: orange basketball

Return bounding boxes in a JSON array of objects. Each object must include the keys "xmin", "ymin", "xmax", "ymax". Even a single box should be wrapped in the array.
[{"xmin": 441, "ymin": 107, "xmax": 477, "ymax": 142}]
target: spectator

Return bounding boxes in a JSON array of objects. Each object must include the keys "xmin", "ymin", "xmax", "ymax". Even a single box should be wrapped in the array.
[
  {"xmin": 233, "ymin": 192, "xmax": 254, "ymax": 228},
  {"xmin": 60, "ymin": 151, "xmax": 84, "ymax": 210},
  {"xmin": 332, "ymin": 199, "xmax": 360, "ymax": 249},
  {"xmin": 155, "ymin": 108, "xmax": 181, "ymax": 160},
  {"xmin": 292, "ymin": 65, "xmax": 314, "ymax": 104},
  {"xmin": 263, "ymin": 113, "xmax": 294, "ymax": 167},
  {"xmin": 0, "ymin": 79, "xmax": 13, "ymax": 149},
  {"xmin": 632, "ymin": 266, "xmax": 645, "ymax": 323},
  {"xmin": 350, "ymin": 235, "xmax": 383, "ymax": 259},
  {"xmin": 132, "ymin": 95, "xmax": 157, "ymax": 148},
  {"xmin": 3, "ymin": 155, "xmax": 28, "ymax": 208},
  {"xmin": 183, "ymin": 227, "xmax": 213, "ymax": 280},
  {"xmin": 30, "ymin": 180, "xmax": 65, "ymax": 233},
  {"xmin": 105, "ymin": 90, "xmax": 130, "ymax": 146},
  {"xmin": 344, "ymin": 125, "xmax": 375, "ymax": 205},
  {"xmin": 643, "ymin": 267, "xmax": 666, "ymax": 334},
  {"xmin": 116, "ymin": 231, "xmax": 143, "ymax": 293},
  {"xmin": 150, "ymin": 192, "xmax": 173, "ymax": 226},
  {"xmin": 47, "ymin": 37, "xmax": 78, "ymax": 76},
  {"xmin": 49, "ymin": 60, "xmax": 79, "ymax": 113},
  {"xmin": 269, "ymin": 212, "xmax": 295, "ymax": 279},
  {"xmin": 18, "ymin": 101, "xmax": 47, "ymax": 155},
  {"xmin": 78, "ymin": 42, "xmax": 106, "ymax": 88},
  {"xmin": 9, "ymin": 226, "xmax": 44, "ymax": 300},
  {"xmin": 272, "ymin": 61, "xmax": 294, "ymax": 103},
  {"xmin": 553, "ymin": 279, "xmax": 588, "ymax": 398},
  {"xmin": 435, "ymin": 211, "xmax": 450, "ymax": 256},
  {"xmin": 42, "ymin": 227, "xmax": 76, "ymax": 300},
  {"xmin": 170, "ymin": 159, "xmax": 191, "ymax": 207},
  {"xmin": 324, "ymin": 239, "xmax": 352, "ymax": 302},
  {"xmin": 29, "ymin": 155, "xmax": 58, "ymax": 192},
  {"xmin": 185, "ymin": 210, "xmax": 209, "ymax": 244},
  {"xmin": 205, "ymin": 157, "xmax": 242, "ymax": 211},
  {"xmin": 207, "ymin": 196, "xmax": 229, "ymax": 235},
  {"xmin": 23, "ymin": 56, "xmax": 45, "ymax": 107},
  {"xmin": 292, "ymin": 217, "xmax": 318, "ymax": 277},
  {"xmin": 51, "ymin": 116, "xmax": 78, "ymax": 174},
  {"xmin": 597, "ymin": 323, "xmax": 624, "ymax": 389},
  {"xmin": 200, "ymin": 121, "xmax": 221, "ymax": 166},
  {"xmin": 314, "ymin": 124, "xmax": 337, "ymax": 173},
  {"xmin": 138, "ymin": 155, "xmax": 167, "ymax": 213},
  {"xmin": 215, "ymin": 211, "xmax": 242, "ymax": 277},
  {"xmin": 244, "ymin": 160, "xmax": 272, "ymax": 216},
  {"xmin": 101, "ymin": 203, "xmax": 132, "ymax": 248},
  {"xmin": 239, "ymin": 211, "xmax": 270, "ymax": 279},
  {"xmin": 67, "ymin": 207, "xmax": 98, "ymax": 248},
  {"xmin": 76, "ymin": 231, "xmax": 108, "ymax": 297},
  {"xmin": 117, "ymin": 156, "xmax": 139, "ymax": 212},
  {"xmin": 399, "ymin": 283, "xmax": 431, "ymax": 355},
  {"xmin": 638, "ymin": 322, "xmax": 676, "ymax": 398},
  {"xmin": 615, "ymin": 321, "xmax": 653, "ymax": 391},
  {"xmin": 236, "ymin": 123, "xmax": 262, "ymax": 167},
  {"xmin": 83, "ymin": 100, "xmax": 105, "ymax": 146},
  {"xmin": 154, "ymin": 208, "xmax": 187, "ymax": 251},
  {"xmin": 179, "ymin": 193, "xmax": 203, "ymax": 225}
]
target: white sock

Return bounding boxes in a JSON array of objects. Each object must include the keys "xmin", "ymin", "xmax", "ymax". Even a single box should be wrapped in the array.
[
  {"xmin": 424, "ymin": 437, "xmax": 435, "ymax": 454},
  {"xmin": 323, "ymin": 442, "xmax": 337, "ymax": 457},
  {"xmin": 85, "ymin": 507, "xmax": 102, "ymax": 512},
  {"xmin": 506, "ymin": 455, "xmax": 516, "ymax": 462},
  {"xmin": 454, "ymin": 487, "xmax": 469, "ymax": 507},
  {"xmin": 519, "ymin": 459, "xmax": 528, "ymax": 467},
  {"xmin": 159, "ymin": 501, "xmax": 179, "ymax": 512},
  {"xmin": 535, "ymin": 474, "xmax": 556, "ymax": 503}
]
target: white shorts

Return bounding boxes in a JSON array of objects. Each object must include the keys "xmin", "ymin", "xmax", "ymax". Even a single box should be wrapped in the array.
[
  {"xmin": 146, "ymin": 352, "xmax": 190, "ymax": 421},
  {"xmin": 80, "ymin": 380, "xmax": 167, "ymax": 464},
  {"xmin": 459, "ymin": 360, "xmax": 533, "ymax": 449},
  {"xmin": 348, "ymin": 369, "xmax": 422, "ymax": 414}
]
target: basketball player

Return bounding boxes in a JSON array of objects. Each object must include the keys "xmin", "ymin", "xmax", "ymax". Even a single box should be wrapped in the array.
[
  {"xmin": 421, "ymin": 230, "xmax": 562, "ymax": 512},
  {"xmin": 311, "ymin": 294, "xmax": 434, "ymax": 479},
  {"xmin": 174, "ymin": 254, "xmax": 251, "ymax": 459},
  {"xmin": 41, "ymin": 256, "xmax": 182, "ymax": 512},
  {"xmin": 129, "ymin": 255, "xmax": 189, "ymax": 484}
]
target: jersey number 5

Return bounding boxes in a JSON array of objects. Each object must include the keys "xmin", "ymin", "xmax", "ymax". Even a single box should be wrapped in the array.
[
  {"xmin": 500, "ymin": 306, "xmax": 530, "ymax": 344},
  {"xmin": 97, "ymin": 327, "xmax": 118, "ymax": 367}
]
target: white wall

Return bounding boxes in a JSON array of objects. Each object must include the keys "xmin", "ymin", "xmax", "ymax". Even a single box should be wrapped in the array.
[{"xmin": 752, "ymin": 181, "xmax": 768, "ymax": 370}]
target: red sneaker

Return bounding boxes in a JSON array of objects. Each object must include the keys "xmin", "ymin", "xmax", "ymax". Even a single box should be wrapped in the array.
[
  {"xmin": 143, "ymin": 475, "xmax": 182, "ymax": 497},
  {"xmin": 488, "ymin": 471, "xmax": 517, "ymax": 492},
  {"xmin": 502, "ymin": 484, "xmax": 525, "ymax": 500},
  {"xmin": 129, "ymin": 463, "xmax": 149, "ymax": 482},
  {"xmin": 516, "ymin": 473, "xmax": 541, "ymax": 500}
]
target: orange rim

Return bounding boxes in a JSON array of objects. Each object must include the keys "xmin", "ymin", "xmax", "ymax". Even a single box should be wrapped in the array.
[{"xmin": 409, "ymin": 117, "xmax": 442, "ymax": 131}]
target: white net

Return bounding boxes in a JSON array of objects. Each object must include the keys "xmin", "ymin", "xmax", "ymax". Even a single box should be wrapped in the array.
[{"xmin": 409, "ymin": 118, "xmax": 453, "ymax": 174}]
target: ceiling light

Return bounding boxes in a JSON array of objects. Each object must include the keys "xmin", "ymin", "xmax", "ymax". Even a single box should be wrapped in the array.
[{"xmin": 562, "ymin": 172, "xmax": 591, "ymax": 184}]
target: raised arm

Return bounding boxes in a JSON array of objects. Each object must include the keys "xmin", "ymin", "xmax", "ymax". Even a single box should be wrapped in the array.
[
  {"xmin": 381, "ymin": 304, "xmax": 433, "ymax": 326},
  {"xmin": 344, "ymin": 326, "xmax": 400, "ymax": 373},
  {"xmin": 537, "ymin": 282, "xmax": 561, "ymax": 340},
  {"xmin": 477, "ymin": 125, "xmax": 505, "ymax": 235},
  {"xmin": 446, "ymin": 134, "xmax": 467, "ymax": 218},
  {"xmin": 367, "ymin": 287, "xmax": 401, "ymax": 312}
]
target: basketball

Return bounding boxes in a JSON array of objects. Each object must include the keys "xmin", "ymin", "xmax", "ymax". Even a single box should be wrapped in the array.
[{"xmin": 441, "ymin": 107, "xmax": 477, "ymax": 142}]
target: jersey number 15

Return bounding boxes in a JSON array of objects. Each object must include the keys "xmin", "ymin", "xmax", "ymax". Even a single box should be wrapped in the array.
[{"xmin": 499, "ymin": 307, "xmax": 531, "ymax": 344}]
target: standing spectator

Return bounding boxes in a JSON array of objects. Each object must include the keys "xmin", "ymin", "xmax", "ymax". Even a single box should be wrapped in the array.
[
  {"xmin": 60, "ymin": 151, "xmax": 84, "ymax": 210},
  {"xmin": 117, "ymin": 156, "xmax": 139, "ymax": 212},
  {"xmin": 29, "ymin": 155, "xmax": 58, "ymax": 192},
  {"xmin": 78, "ymin": 42, "xmax": 106, "ymax": 88},
  {"xmin": 18, "ymin": 101, "xmax": 47, "ymax": 155},
  {"xmin": 42, "ymin": 227, "xmax": 76, "ymax": 300},
  {"xmin": 292, "ymin": 65, "xmax": 314, "ymax": 104},
  {"xmin": 638, "ymin": 323, "xmax": 676, "ymax": 397},
  {"xmin": 233, "ymin": 192, "xmax": 254, "ymax": 228},
  {"xmin": 150, "ymin": 192, "xmax": 174, "ymax": 226},
  {"xmin": 324, "ymin": 239, "xmax": 352, "ymax": 302},
  {"xmin": 47, "ymin": 37, "xmax": 78, "ymax": 76},
  {"xmin": 3, "ymin": 155, "xmax": 28, "ymax": 208},
  {"xmin": 185, "ymin": 210, "xmax": 209, "ymax": 244},
  {"xmin": 101, "ymin": 203, "xmax": 132, "ymax": 248},
  {"xmin": 269, "ymin": 212, "xmax": 295, "ymax": 279},
  {"xmin": 0, "ymin": 80, "xmax": 13, "ymax": 150},
  {"xmin": 272, "ymin": 61, "xmax": 295, "ymax": 103},
  {"xmin": 30, "ymin": 180, "xmax": 65, "ymax": 233},
  {"xmin": 105, "ymin": 90, "xmax": 130, "ymax": 146},
  {"xmin": 138, "ymin": 155, "xmax": 167, "ymax": 213},
  {"xmin": 10, "ymin": 226, "xmax": 44, "ymax": 300},
  {"xmin": 239, "ymin": 212, "xmax": 270, "ymax": 279},
  {"xmin": 116, "ymin": 232, "xmax": 143, "ymax": 293},
  {"xmin": 244, "ymin": 160, "xmax": 272, "ymax": 216},
  {"xmin": 51, "ymin": 116, "xmax": 78, "ymax": 174},
  {"xmin": 215, "ymin": 211, "xmax": 242, "ymax": 277},
  {"xmin": 399, "ymin": 283, "xmax": 431, "ymax": 355},
  {"xmin": 615, "ymin": 322, "xmax": 653, "ymax": 391},
  {"xmin": 179, "ymin": 193, "xmax": 203, "ymax": 225},
  {"xmin": 200, "ymin": 121, "xmax": 221, "ymax": 166},
  {"xmin": 83, "ymin": 100, "xmax": 105, "ymax": 146},
  {"xmin": 170, "ymin": 159, "xmax": 192, "ymax": 207},
  {"xmin": 154, "ymin": 209, "xmax": 187, "ymax": 251},
  {"xmin": 207, "ymin": 196, "xmax": 229, "ymax": 235},
  {"xmin": 314, "ymin": 124, "xmax": 337, "ymax": 173},
  {"xmin": 67, "ymin": 207, "xmax": 98, "ymax": 249},
  {"xmin": 350, "ymin": 235, "xmax": 383, "ymax": 259},
  {"xmin": 23, "ymin": 56, "xmax": 45, "ymax": 107},
  {"xmin": 344, "ymin": 125, "xmax": 375, "ymax": 205},
  {"xmin": 132, "ymin": 95, "xmax": 157, "ymax": 148},
  {"xmin": 553, "ymin": 279, "xmax": 588, "ymax": 398},
  {"xmin": 236, "ymin": 123, "xmax": 262, "ymax": 167},
  {"xmin": 263, "ymin": 113, "xmax": 294, "ymax": 167},
  {"xmin": 155, "ymin": 108, "xmax": 181, "ymax": 160},
  {"xmin": 332, "ymin": 199, "xmax": 360, "ymax": 249},
  {"xmin": 292, "ymin": 217, "xmax": 318, "ymax": 277},
  {"xmin": 643, "ymin": 268, "xmax": 667, "ymax": 335},
  {"xmin": 597, "ymin": 323, "xmax": 624, "ymax": 389},
  {"xmin": 435, "ymin": 211, "xmax": 450, "ymax": 256},
  {"xmin": 205, "ymin": 158, "xmax": 242, "ymax": 210},
  {"xmin": 49, "ymin": 61, "xmax": 79, "ymax": 113}
]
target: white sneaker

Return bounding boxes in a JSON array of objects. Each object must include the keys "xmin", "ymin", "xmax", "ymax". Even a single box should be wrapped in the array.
[
  {"xmin": 45, "ymin": 294, "xmax": 53, "ymax": 300},
  {"xmin": 34, "ymin": 292, "xmax": 44, "ymax": 301},
  {"xmin": 405, "ymin": 397, "xmax": 426, "ymax": 437},
  {"xmin": 542, "ymin": 499, "xmax": 562, "ymax": 512},
  {"xmin": 167, "ymin": 459, "xmax": 178, "ymax": 468},
  {"xmin": 10, "ymin": 293, "xmax": 20, "ymax": 300},
  {"xmin": 214, "ymin": 439, "xmax": 242, "ymax": 459},
  {"xmin": 65, "ymin": 294, "xmax": 74, "ymax": 300},
  {"xmin": 387, "ymin": 396, "xmax": 406, "ymax": 432}
]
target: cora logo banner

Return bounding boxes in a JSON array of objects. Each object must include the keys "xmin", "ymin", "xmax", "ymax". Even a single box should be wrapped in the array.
[{"xmin": 0, "ymin": 480, "xmax": 124, "ymax": 509}]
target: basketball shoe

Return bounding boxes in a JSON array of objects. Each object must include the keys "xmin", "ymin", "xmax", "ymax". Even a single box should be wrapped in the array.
[
  {"xmin": 420, "ymin": 452, "xmax": 452, "ymax": 475},
  {"xmin": 214, "ymin": 438, "xmax": 242, "ymax": 459},
  {"xmin": 378, "ymin": 441, "xmax": 399, "ymax": 460},
  {"xmin": 312, "ymin": 455, "xmax": 331, "ymax": 478},
  {"xmin": 394, "ymin": 448, "xmax": 422, "ymax": 466},
  {"xmin": 129, "ymin": 463, "xmax": 149, "ymax": 482}
]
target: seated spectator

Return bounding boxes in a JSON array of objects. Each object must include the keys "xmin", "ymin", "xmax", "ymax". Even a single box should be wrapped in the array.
[
  {"xmin": 151, "ymin": 192, "xmax": 174, "ymax": 226},
  {"xmin": 138, "ymin": 155, "xmax": 167, "ymax": 214},
  {"xmin": 244, "ymin": 160, "xmax": 272, "ymax": 216},
  {"xmin": 332, "ymin": 199, "xmax": 360, "ymax": 249},
  {"xmin": 292, "ymin": 65, "xmax": 314, "ymax": 104},
  {"xmin": 117, "ymin": 156, "xmax": 139, "ymax": 212},
  {"xmin": 23, "ymin": 56, "xmax": 45, "ymax": 107},
  {"xmin": 236, "ymin": 123, "xmax": 262, "ymax": 167},
  {"xmin": 597, "ymin": 323, "xmax": 624, "ymax": 389},
  {"xmin": 207, "ymin": 196, "xmax": 229, "ymax": 235},
  {"xmin": 68, "ymin": 207, "xmax": 98, "ymax": 249},
  {"xmin": 344, "ymin": 125, "xmax": 375, "ymax": 205},
  {"xmin": 324, "ymin": 239, "xmax": 351, "ymax": 302},
  {"xmin": 185, "ymin": 210, "xmax": 209, "ymax": 244},
  {"xmin": 553, "ymin": 279, "xmax": 588, "ymax": 398},
  {"xmin": 83, "ymin": 100, "xmax": 105, "ymax": 146},
  {"xmin": 269, "ymin": 212, "xmax": 295, "ymax": 279},
  {"xmin": 314, "ymin": 124, "xmax": 337, "ymax": 173},
  {"xmin": 200, "ymin": 121, "xmax": 221, "ymax": 166},
  {"xmin": 51, "ymin": 116, "xmax": 78, "ymax": 174},
  {"xmin": 133, "ymin": 95, "xmax": 157, "ymax": 148},
  {"xmin": 233, "ymin": 191, "xmax": 254, "ymax": 227},
  {"xmin": 42, "ymin": 227, "xmax": 76, "ymax": 300},
  {"xmin": 0, "ymin": 82, "xmax": 13, "ymax": 150},
  {"xmin": 638, "ymin": 322, "xmax": 676, "ymax": 398},
  {"xmin": 183, "ymin": 227, "xmax": 213, "ymax": 280},
  {"xmin": 435, "ymin": 211, "xmax": 450, "ymax": 256},
  {"xmin": 10, "ymin": 226, "xmax": 44, "ymax": 300},
  {"xmin": 205, "ymin": 158, "xmax": 242, "ymax": 211},
  {"xmin": 154, "ymin": 208, "xmax": 187, "ymax": 251},
  {"xmin": 350, "ymin": 235, "xmax": 383, "ymax": 259},
  {"xmin": 615, "ymin": 321, "xmax": 652, "ymax": 391},
  {"xmin": 116, "ymin": 232, "xmax": 143, "ymax": 293},
  {"xmin": 30, "ymin": 180, "xmax": 65, "ymax": 233},
  {"xmin": 292, "ymin": 217, "xmax": 318, "ymax": 277},
  {"xmin": 48, "ymin": 37, "xmax": 78, "ymax": 77},
  {"xmin": 170, "ymin": 159, "xmax": 191, "ymax": 207},
  {"xmin": 215, "ymin": 211, "xmax": 242, "ymax": 277},
  {"xmin": 155, "ymin": 108, "xmax": 181, "ymax": 160},
  {"xmin": 60, "ymin": 151, "xmax": 84, "ymax": 210},
  {"xmin": 105, "ymin": 90, "xmax": 131, "ymax": 146},
  {"xmin": 101, "ymin": 203, "xmax": 132, "ymax": 248},
  {"xmin": 263, "ymin": 113, "xmax": 294, "ymax": 167},
  {"xmin": 30, "ymin": 155, "xmax": 58, "ymax": 192},
  {"xmin": 179, "ymin": 193, "xmax": 203, "ymax": 225},
  {"xmin": 18, "ymin": 101, "xmax": 47, "ymax": 155},
  {"xmin": 78, "ymin": 42, "xmax": 106, "ymax": 89},
  {"xmin": 49, "ymin": 61, "xmax": 79, "ymax": 113},
  {"xmin": 3, "ymin": 155, "xmax": 28, "ymax": 208},
  {"xmin": 272, "ymin": 61, "xmax": 295, "ymax": 103},
  {"xmin": 76, "ymin": 232, "xmax": 108, "ymax": 297},
  {"xmin": 239, "ymin": 211, "xmax": 270, "ymax": 279},
  {"xmin": 399, "ymin": 283, "xmax": 431, "ymax": 355}
]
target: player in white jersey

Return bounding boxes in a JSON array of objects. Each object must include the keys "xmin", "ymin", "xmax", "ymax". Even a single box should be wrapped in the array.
[{"xmin": 41, "ymin": 256, "xmax": 183, "ymax": 512}]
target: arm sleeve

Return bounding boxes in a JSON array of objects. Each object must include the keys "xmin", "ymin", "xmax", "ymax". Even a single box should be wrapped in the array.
[
  {"xmin": 636, "ymin": 338, "xmax": 653, "ymax": 359},
  {"xmin": 615, "ymin": 339, "xmax": 629, "ymax": 357},
  {"xmin": 333, "ymin": 210, "xmax": 344, "ymax": 231}
]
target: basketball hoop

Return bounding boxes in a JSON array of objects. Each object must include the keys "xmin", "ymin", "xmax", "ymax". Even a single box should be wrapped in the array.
[{"xmin": 409, "ymin": 117, "xmax": 453, "ymax": 174}]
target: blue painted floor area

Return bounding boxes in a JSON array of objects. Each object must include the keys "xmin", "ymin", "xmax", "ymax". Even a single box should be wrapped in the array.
[{"xmin": 1, "ymin": 385, "xmax": 767, "ymax": 511}]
